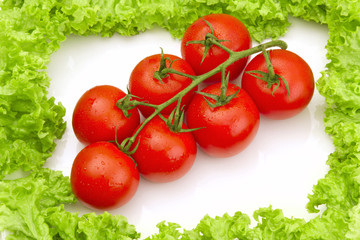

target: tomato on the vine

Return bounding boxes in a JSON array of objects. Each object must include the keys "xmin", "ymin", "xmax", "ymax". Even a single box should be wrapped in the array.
[
  {"xmin": 181, "ymin": 13, "xmax": 251, "ymax": 83},
  {"xmin": 131, "ymin": 115, "xmax": 197, "ymax": 183},
  {"xmin": 185, "ymin": 83, "xmax": 260, "ymax": 158},
  {"xmin": 70, "ymin": 141, "xmax": 139, "ymax": 210},
  {"xmin": 241, "ymin": 49, "xmax": 315, "ymax": 120},
  {"xmin": 128, "ymin": 53, "xmax": 197, "ymax": 118},
  {"xmin": 72, "ymin": 85, "xmax": 140, "ymax": 145}
]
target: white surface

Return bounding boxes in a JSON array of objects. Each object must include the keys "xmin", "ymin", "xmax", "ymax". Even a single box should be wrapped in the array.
[{"xmin": 44, "ymin": 17, "xmax": 333, "ymax": 238}]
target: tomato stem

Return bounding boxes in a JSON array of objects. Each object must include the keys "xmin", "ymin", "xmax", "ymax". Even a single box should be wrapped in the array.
[
  {"xmin": 154, "ymin": 48, "xmax": 178, "ymax": 83},
  {"xmin": 186, "ymin": 18, "xmax": 229, "ymax": 64},
  {"xmin": 262, "ymin": 47, "xmax": 276, "ymax": 79},
  {"xmin": 206, "ymin": 33, "xmax": 233, "ymax": 54},
  {"xmin": 119, "ymin": 39, "xmax": 288, "ymax": 153},
  {"xmin": 163, "ymin": 68, "xmax": 197, "ymax": 80},
  {"xmin": 245, "ymin": 47, "xmax": 291, "ymax": 98},
  {"xmin": 220, "ymin": 69, "xmax": 227, "ymax": 102},
  {"xmin": 195, "ymin": 71, "xmax": 240, "ymax": 108}
]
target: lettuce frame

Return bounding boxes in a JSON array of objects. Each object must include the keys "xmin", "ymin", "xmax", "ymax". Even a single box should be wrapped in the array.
[{"xmin": 0, "ymin": 0, "xmax": 359, "ymax": 239}]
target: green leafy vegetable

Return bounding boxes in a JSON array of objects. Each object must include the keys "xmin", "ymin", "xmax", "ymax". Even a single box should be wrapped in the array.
[
  {"xmin": 304, "ymin": 0, "xmax": 360, "ymax": 238},
  {"xmin": 0, "ymin": 168, "xmax": 139, "ymax": 239},
  {"xmin": 0, "ymin": 5, "xmax": 67, "ymax": 178},
  {"xmin": 146, "ymin": 207, "xmax": 306, "ymax": 240},
  {"xmin": 1, "ymin": 0, "xmax": 360, "ymax": 239},
  {"xmin": 281, "ymin": 0, "xmax": 328, "ymax": 24},
  {"xmin": 0, "ymin": 168, "xmax": 76, "ymax": 239}
]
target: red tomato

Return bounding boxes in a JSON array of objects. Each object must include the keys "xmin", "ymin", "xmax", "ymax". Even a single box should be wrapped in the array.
[
  {"xmin": 72, "ymin": 85, "xmax": 140, "ymax": 145},
  {"xmin": 181, "ymin": 13, "xmax": 251, "ymax": 83},
  {"xmin": 131, "ymin": 115, "xmax": 197, "ymax": 183},
  {"xmin": 241, "ymin": 49, "xmax": 315, "ymax": 120},
  {"xmin": 70, "ymin": 141, "xmax": 139, "ymax": 210},
  {"xmin": 185, "ymin": 83, "xmax": 259, "ymax": 158},
  {"xmin": 128, "ymin": 53, "xmax": 197, "ymax": 118}
]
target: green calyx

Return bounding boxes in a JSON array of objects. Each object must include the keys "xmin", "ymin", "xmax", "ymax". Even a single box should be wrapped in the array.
[
  {"xmin": 246, "ymin": 48, "xmax": 290, "ymax": 98},
  {"xmin": 154, "ymin": 48, "xmax": 178, "ymax": 83},
  {"xmin": 186, "ymin": 18, "xmax": 229, "ymax": 64},
  {"xmin": 197, "ymin": 71, "xmax": 240, "ymax": 108},
  {"xmin": 116, "ymin": 89, "xmax": 137, "ymax": 118},
  {"xmin": 116, "ymin": 88, "xmax": 158, "ymax": 118},
  {"xmin": 158, "ymin": 100, "xmax": 203, "ymax": 133}
]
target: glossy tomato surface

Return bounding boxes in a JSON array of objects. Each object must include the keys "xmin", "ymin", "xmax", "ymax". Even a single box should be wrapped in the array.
[
  {"xmin": 70, "ymin": 141, "xmax": 139, "ymax": 210},
  {"xmin": 185, "ymin": 83, "xmax": 260, "ymax": 158},
  {"xmin": 128, "ymin": 53, "xmax": 197, "ymax": 118},
  {"xmin": 241, "ymin": 49, "xmax": 315, "ymax": 119},
  {"xmin": 181, "ymin": 13, "xmax": 251, "ymax": 83},
  {"xmin": 72, "ymin": 85, "xmax": 140, "ymax": 145},
  {"xmin": 131, "ymin": 115, "xmax": 197, "ymax": 183}
]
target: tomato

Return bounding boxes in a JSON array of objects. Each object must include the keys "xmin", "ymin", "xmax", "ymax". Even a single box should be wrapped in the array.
[
  {"xmin": 128, "ymin": 53, "xmax": 197, "ymax": 118},
  {"xmin": 181, "ymin": 13, "xmax": 251, "ymax": 83},
  {"xmin": 185, "ymin": 83, "xmax": 259, "ymax": 158},
  {"xmin": 72, "ymin": 85, "xmax": 140, "ymax": 145},
  {"xmin": 241, "ymin": 49, "xmax": 315, "ymax": 120},
  {"xmin": 70, "ymin": 141, "xmax": 139, "ymax": 210},
  {"xmin": 131, "ymin": 115, "xmax": 197, "ymax": 183}
]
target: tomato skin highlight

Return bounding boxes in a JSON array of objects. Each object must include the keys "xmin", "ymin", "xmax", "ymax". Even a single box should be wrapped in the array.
[
  {"xmin": 131, "ymin": 116, "xmax": 197, "ymax": 183},
  {"xmin": 70, "ymin": 141, "xmax": 139, "ymax": 210},
  {"xmin": 241, "ymin": 49, "xmax": 315, "ymax": 120},
  {"xmin": 129, "ymin": 53, "xmax": 197, "ymax": 118},
  {"xmin": 185, "ymin": 83, "xmax": 260, "ymax": 158},
  {"xmin": 181, "ymin": 13, "xmax": 251, "ymax": 83},
  {"xmin": 72, "ymin": 85, "xmax": 140, "ymax": 145}
]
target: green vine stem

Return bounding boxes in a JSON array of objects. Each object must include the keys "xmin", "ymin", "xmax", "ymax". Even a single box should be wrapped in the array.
[
  {"xmin": 119, "ymin": 39, "xmax": 288, "ymax": 154},
  {"xmin": 262, "ymin": 47, "xmax": 277, "ymax": 80}
]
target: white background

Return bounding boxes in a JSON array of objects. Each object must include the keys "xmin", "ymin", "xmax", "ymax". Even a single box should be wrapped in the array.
[{"xmin": 43, "ymin": 17, "xmax": 333, "ymax": 238}]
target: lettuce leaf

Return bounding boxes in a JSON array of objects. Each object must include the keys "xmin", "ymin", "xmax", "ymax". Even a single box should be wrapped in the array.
[
  {"xmin": 0, "ymin": 168, "xmax": 76, "ymax": 239},
  {"xmin": 346, "ymin": 202, "xmax": 360, "ymax": 239},
  {"xmin": 1, "ymin": 0, "xmax": 360, "ymax": 239},
  {"xmin": 280, "ymin": 0, "xmax": 328, "ymax": 24},
  {"xmin": 43, "ymin": 206, "xmax": 140, "ymax": 240},
  {"xmin": 0, "ymin": 168, "xmax": 140, "ymax": 239},
  {"xmin": 304, "ymin": 0, "xmax": 360, "ymax": 238},
  {"xmin": 146, "ymin": 207, "xmax": 306, "ymax": 240},
  {"xmin": 0, "ymin": 6, "xmax": 66, "ymax": 178},
  {"xmin": 54, "ymin": 0, "xmax": 290, "ymax": 41}
]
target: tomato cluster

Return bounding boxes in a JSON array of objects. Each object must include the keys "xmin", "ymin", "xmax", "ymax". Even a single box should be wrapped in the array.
[{"xmin": 70, "ymin": 13, "xmax": 314, "ymax": 210}]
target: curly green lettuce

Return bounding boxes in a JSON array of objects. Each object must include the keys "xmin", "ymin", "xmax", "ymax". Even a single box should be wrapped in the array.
[
  {"xmin": 145, "ymin": 207, "xmax": 306, "ymax": 240},
  {"xmin": 1, "ymin": 0, "xmax": 360, "ymax": 239},
  {"xmin": 0, "ymin": 168, "xmax": 140, "ymax": 239},
  {"xmin": 0, "ymin": 168, "xmax": 76, "ymax": 239},
  {"xmin": 0, "ymin": 6, "xmax": 66, "ymax": 178},
  {"xmin": 286, "ymin": 0, "xmax": 360, "ymax": 239}
]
